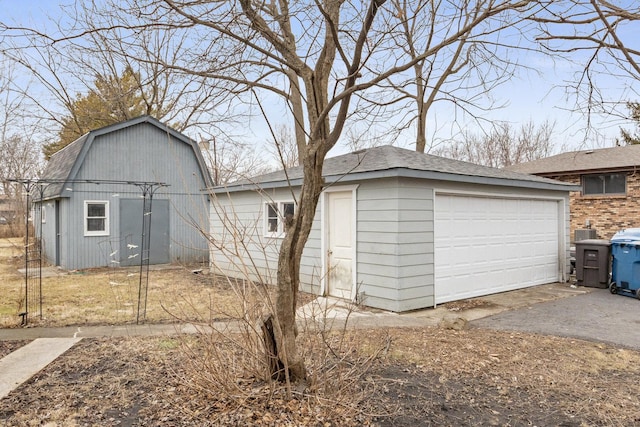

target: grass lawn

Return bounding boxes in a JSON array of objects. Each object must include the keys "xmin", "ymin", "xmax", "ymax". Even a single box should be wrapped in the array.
[{"xmin": 0, "ymin": 237, "xmax": 266, "ymax": 328}]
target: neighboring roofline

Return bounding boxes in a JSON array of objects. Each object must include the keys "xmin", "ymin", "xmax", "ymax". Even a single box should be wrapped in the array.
[
  {"xmin": 210, "ymin": 167, "xmax": 579, "ymax": 194},
  {"xmin": 506, "ymin": 145, "xmax": 640, "ymax": 176},
  {"xmin": 535, "ymin": 165, "xmax": 640, "ymax": 177}
]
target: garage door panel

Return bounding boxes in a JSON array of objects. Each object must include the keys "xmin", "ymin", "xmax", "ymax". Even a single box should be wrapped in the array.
[{"xmin": 435, "ymin": 194, "xmax": 559, "ymax": 304}]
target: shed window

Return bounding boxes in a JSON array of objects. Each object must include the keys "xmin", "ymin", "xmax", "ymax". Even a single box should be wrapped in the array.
[
  {"xmin": 582, "ymin": 173, "xmax": 626, "ymax": 195},
  {"xmin": 84, "ymin": 201, "xmax": 109, "ymax": 236},
  {"xmin": 264, "ymin": 201, "xmax": 295, "ymax": 237}
]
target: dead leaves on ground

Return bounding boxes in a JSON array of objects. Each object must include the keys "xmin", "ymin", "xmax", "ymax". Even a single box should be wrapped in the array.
[{"xmin": 1, "ymin": 328, "xmax": 640, "ymax": 426}]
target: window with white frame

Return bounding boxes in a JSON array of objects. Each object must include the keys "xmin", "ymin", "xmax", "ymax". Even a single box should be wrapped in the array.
[
  {"xmin": 41, "ymin": 206, "xmax": 46, "ymax": 224},
  {"xmin": 264, "ymin": 201, "xmax": 295, "ymax": 237},
  {"xmin": 84, "ymin": 201, "xmax": 109, "ymax": 236}
]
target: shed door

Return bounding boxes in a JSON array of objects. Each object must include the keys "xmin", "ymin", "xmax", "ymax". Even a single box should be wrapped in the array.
[
  {"xmin": 435, "ymin": 194, "xmax": 559, "ymax": 304},
  {"xmin": 326, "ymin": 191, "xmax": 354, "ymax": 299},
  {"xmin": 119, "ymin": 199, "xmax": 170, "ymax": 266}
]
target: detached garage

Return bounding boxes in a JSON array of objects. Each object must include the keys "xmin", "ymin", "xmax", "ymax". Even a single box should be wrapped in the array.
[{"xmin": 210, "ymin": 145, "xmax": 575, "ymax": 312}]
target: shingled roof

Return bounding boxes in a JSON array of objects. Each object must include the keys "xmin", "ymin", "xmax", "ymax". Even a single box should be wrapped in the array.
[
  {"xmin": 39, "ymin": 116, "xmax": 213, "ymax": 200},
  {"xmin": 39, "ymin": 133, "xmax": 90, "ymax": 199},
  {"xmin": 506, "ymin": 145, "xmax": 640, "ymax": 175},
  {"xmin": 216, "ymin": 145, "xmax": 576, "ymax": 193}
]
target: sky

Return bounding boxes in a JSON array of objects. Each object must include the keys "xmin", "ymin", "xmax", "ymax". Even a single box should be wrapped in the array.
[{"xmin": 1, "ymin": 0, "xmax": 638, "ymax": 158}]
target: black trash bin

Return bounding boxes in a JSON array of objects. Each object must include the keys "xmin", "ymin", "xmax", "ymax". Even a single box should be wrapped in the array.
[{"xmin": 575, "ymin": 239, "xmax": 611, "ymax": 288}]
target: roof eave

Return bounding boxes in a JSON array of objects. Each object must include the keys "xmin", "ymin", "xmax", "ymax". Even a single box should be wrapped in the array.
[{"xmin": 211, "ymin": 168, "xmax": 577, "ymax": 194}]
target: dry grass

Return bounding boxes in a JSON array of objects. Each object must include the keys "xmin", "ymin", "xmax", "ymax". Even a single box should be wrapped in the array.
[
  {"xmin": 0, "ymin": 237, "xmax": 265, "ymax": 328},
  {"xmin": 0, "ymin": 238, "xmax": 24, "ymax": 324},
  {"xmin": 0, "ymin": 224, "xmax": 22, "ymax": 239}
]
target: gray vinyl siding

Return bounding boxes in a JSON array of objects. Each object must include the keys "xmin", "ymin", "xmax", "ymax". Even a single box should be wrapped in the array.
[
  {"xmin": 51, "ymin": 122, "xmax": 209, "ymax": 270},
  {"xmin": 210, "ymin": 175, "xmax": 571, "ymax": 313},
  {"xmin": 209, "ymin": 188, "xmax": 322, "ymax": 293},
  {"xmin": 36, "ymin": 200, "xmax": 56, "ymax": 265},
  {"xmin": 355, "ymin": 177, "xmax": 434, "ymax": 312},
  {"xmin": 300, "ymin": 218, "xmax": 322, "ymax": 295},
  {"xmin": 209, "ymin": 191, "xmax": 270, "ymax": 283},
  {"xmin": 563, "ymin": 195, "xmax": 571, "ymax": 277},
  {"xmin": 58, "ymin": 200, "xmax": 69, "ymax": 268}
]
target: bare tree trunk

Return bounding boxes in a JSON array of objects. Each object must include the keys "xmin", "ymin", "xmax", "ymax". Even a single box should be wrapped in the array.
[
  {"xmin": 415, "ymin": 84, "xmax": 427, "ymax": 153},
  {"xmin": 271, "ymin": 144, "xmax": 325, "ymax": 381},
  {"xmin": 286, "ymin": 70, "xmax": 307, "ymax": 164}
]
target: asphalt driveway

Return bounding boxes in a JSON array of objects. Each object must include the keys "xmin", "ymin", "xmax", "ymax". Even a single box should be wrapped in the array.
[{"xmin": 471, "ymin": 288, "xmax": 640, "ymax": 350}]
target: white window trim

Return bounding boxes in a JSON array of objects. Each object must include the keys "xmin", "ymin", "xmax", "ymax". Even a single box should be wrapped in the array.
[
  {"xmin": 40, "ymin": 206, "xmax": 46, "ymax": 224},
  {"xmin": 263, "ymin": 200, "xmax": 295, "ymax": 238},
  {"xmin": 84, "ymin": 200, "xmax": 110, "ymax": 237}
]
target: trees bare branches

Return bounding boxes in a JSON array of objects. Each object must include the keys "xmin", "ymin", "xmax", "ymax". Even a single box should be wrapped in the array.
[
  {"xmin": 619, "ymin": 102, "xmax": 640, "ymax": 145},
  {"xmin": 535, "ymin": 1, "xmax": 639, "ymax": 79},
  {"xmin": 533, "ymin": 1, "xmax": 640, "ymax": 124},
  {"xmin": 267, "ymin": 125, "xmax": 299, "ymax": 169},
  {"xmin": 1, "ymin": 4, "xmax": 233, "ymax": 157},
  {"xmin": 0, "ymin": 58, "xmax": 42, "ymax": 233},
  {"xmin": 365, "ymin": 0, "xmax": 547, "ymax": 152},
  {"xmin": 434, "ymin": 120, "xmax": 555, "ymax": 168}
]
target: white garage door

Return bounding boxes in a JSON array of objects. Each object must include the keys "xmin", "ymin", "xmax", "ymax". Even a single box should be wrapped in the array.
[{"xmin": 435, "ymin": 194, "xmax": 560, "ymax": 304}]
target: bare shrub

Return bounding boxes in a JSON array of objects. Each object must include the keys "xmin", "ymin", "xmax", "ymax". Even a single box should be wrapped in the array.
[
  {"xmin": 171, "ymin": 303, "xmax": 385, "ymax": 424},
  {"xmin": 163, "ymin": 199, "xmax": 388, "ymax": 423}
]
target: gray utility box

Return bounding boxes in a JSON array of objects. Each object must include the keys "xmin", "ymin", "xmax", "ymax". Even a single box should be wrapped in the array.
[
  {"xmin": 575, "ymin": 228, "xmax": 597, "ymax": 242},
  {"xmin": 575, "ymin": 239, "xmax": 611, "ymax": 288}
]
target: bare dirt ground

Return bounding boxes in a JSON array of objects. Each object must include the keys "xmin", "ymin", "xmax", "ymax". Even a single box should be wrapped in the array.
[
  {"xmin": 1, "ymin": 327, "xmax": 639, "ymax": 426},
  {"xmin": 2, "ymin": 237, "xmax": 640, "ymax": 425},
  {"xmin": 0, "ymin": 340, "xmax": 29, "ymax": 359}
]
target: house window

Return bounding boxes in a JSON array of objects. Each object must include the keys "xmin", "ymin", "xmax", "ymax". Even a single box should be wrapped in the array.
[
  {"xmin": 264, "ymin": 201, "xmax": 295, "ymax": 237},
  {"xmin": 41, "ymin": 206, "xmax": 46, "ymax": 224},
  {"xmin": 84, "ymin": 201, "xmax": 109, "ymax": 236},
  {"xmin": 582, "ymin": 173, "xmax": 626, "ymax": 196}
]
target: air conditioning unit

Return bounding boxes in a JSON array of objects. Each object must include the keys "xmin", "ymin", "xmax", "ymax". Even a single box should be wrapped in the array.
[{"xmin": 575, "ymin": 228, "xmax": 597, "ymax": 241}]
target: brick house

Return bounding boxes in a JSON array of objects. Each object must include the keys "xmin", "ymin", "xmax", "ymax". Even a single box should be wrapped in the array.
[{"xmin": 507, "ymin": 145, "xmax": 640, "ymax": 241}]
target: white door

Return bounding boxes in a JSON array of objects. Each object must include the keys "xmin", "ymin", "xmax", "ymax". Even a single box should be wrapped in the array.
[
  {"xmin": 435, "ymin": 194, "xmax": 559, "ymax": 304},
  {"xmin": 326, "ymin": 191, "xmax": 353, "ymax": 299}
]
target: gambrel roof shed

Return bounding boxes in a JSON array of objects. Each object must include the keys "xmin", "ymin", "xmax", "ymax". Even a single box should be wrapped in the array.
[
  {"xmin": 41, "ymin": 115, "xmax": 213, "ymax": 199},
  {"xmin": 37, "ymin": 116, "xmax": 212, "ymax": 270}
]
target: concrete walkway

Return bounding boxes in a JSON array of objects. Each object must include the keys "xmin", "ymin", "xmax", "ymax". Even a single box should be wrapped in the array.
[
  {"xmin": 0, "ymin": 338, "xmax": 80, "ymax": 400},
  {"xmin": 0, "ymin": 282, "xmax": 589, "ymax": 401}
]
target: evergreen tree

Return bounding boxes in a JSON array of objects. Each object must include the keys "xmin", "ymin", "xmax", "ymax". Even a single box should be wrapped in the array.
[
  {"xmin": 43, "ymin": 67, "xmax": 149, "ymax": 159},
  {"xmin": 620, "ymin": 102, "xmax": 640, "ymax": 145}
]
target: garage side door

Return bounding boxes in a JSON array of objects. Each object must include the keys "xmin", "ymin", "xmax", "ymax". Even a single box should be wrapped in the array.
[{"xmin": 435, "ymin": 194, "xmax": 559, "ymax": 304}]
